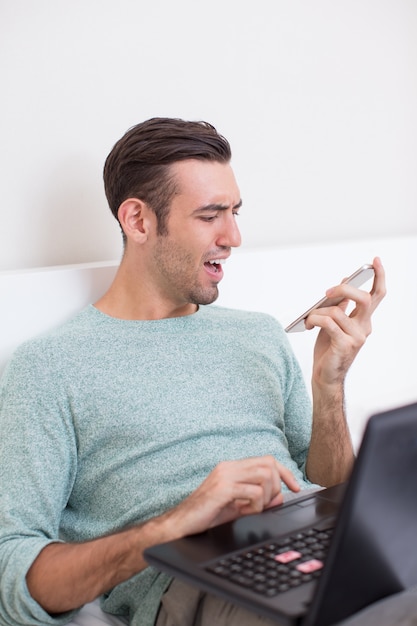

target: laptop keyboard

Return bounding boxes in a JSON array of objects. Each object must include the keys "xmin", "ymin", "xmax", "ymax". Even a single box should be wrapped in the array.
[{"xmin": 205, "ymin": 526, "xmax": 333, "ymax": 597}]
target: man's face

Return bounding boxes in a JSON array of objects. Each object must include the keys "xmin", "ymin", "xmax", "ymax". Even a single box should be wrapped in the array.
[{"xmin": 148, "ymin": 159, "xmax": 242, "ymax": 310}]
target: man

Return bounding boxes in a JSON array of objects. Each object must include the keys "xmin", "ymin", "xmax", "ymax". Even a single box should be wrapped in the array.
[{"xmin": 0, "ymin": 118, "xmax": 386, "ymax": 626}]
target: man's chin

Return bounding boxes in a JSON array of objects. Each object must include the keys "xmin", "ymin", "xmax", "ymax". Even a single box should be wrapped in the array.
[{"xmin": 191, "ymin": 286, "xmax": 220, "ymax": 306}]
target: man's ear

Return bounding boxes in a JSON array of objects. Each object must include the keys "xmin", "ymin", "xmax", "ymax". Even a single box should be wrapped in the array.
[{"xmin": 117, "ymin": 198, "xmax": 154, "ymax": 243}]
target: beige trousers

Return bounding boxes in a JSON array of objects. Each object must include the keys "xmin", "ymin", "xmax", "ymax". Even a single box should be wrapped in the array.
[
  {"xmin": 155, "ymin": 578, "xmax": 417, "ymax": 626},
  {"xmin": 155, "ymin": 578, "xmax": 277, "ymax": 626}
]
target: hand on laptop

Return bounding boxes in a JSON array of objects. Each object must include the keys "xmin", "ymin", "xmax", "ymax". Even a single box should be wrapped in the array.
[{"xmin": 165, "ymin": 456, "xmax": 300, "ymax": 537}]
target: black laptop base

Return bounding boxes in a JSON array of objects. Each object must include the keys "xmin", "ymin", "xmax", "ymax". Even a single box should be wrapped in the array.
[
  {"xmin": 145, "ymin": 403, "xmax": 417, "ymax": 626},
  {"xmin": 146, "ymin": 485, "xmax": 344, "ymax": 625}
]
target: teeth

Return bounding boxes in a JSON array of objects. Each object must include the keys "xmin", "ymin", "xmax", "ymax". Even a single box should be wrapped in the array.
[{"xmin": 208, "ymin": 259, "xmax": 225, "ymax": 265}]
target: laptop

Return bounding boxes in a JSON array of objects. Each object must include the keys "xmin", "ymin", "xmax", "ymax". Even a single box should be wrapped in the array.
[{"xmin": 145, "ymin": 402, "xmax": 417, "ymax": 625}]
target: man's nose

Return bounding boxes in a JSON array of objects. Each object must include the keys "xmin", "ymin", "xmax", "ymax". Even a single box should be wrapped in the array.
[{"xmin": 216, "ymin": 215, "xmax": 242, "ymax": 248}]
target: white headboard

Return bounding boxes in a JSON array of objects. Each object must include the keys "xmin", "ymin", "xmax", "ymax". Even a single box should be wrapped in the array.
[{"xmin": 0, "ymin": 261, "xmax": 117, "ymax": 375}]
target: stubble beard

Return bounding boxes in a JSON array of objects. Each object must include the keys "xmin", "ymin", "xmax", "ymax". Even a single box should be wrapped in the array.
[{"xmin": 152, "ymin": 237, "xmax": 220, "ymax": 307}]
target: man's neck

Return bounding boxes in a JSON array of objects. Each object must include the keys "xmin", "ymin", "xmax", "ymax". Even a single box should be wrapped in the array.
[{"xmin": 94, "ymin": 262, "xmax": 197, "ymax": 321}]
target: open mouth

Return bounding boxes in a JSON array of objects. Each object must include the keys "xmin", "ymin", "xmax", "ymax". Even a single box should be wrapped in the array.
[{"xmin": 204, "ymin": 259, "xmax": 226, "ymax": 276}]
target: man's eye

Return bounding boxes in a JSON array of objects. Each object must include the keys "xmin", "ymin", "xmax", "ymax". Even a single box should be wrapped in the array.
[{"xmin": 200, "ymin": 215, "xmax": 217, "ymax": 222}]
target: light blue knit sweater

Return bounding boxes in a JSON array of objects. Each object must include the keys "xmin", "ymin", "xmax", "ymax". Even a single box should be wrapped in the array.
[{"xmin": 0, "ymin": 305, "xmax": 313, "ymax": 625}]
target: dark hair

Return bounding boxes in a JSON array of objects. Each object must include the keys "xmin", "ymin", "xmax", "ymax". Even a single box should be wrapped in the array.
[{"xmin": 103, "ymin": 117, "xmax": 232, "ymax": 237}]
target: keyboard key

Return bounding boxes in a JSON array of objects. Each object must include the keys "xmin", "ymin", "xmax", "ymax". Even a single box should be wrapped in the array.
[
  {"xmin": 274, "ymin": 550, "xmax": 302, "ymax": 564},
  {"xmin": 296, "ymin": 559, "xmax": 324, "ymax": 574}
]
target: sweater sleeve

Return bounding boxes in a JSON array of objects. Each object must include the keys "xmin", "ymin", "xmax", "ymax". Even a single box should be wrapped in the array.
[
  {"xmin": 269, "ymin": 318, "xmax": 313, "ymax": 483},
  {"xmin": 282, "ymin": 354, "xmax": 313, "ymax": 482},
  {"xmin": 0, "ymin": 342, "xmax": 80, "ymax": 626}
]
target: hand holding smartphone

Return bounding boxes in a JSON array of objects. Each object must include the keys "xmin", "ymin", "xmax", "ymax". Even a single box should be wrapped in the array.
[{"xmin": 285, "ymin": 264, "xmax": 375, "ymax": 333}]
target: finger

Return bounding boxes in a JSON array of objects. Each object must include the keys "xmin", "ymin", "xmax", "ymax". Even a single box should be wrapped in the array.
[
  {"xmin": 265, "ymin": 491, "xmax": 285, "ymax": 509},
  {"xmin": 304, "ymin": 298, "xmax": 350, "ymax": 331},
  {"xmin": 369, "ymin": 256, "xmax": 387, "ymax": 308},
  {"xmin": 229, "ymin": 457, "xmax": 299, "ymax": 513},
  {"xmin": 275, "ymin": 462, "xmax": 301, "ymax": 494},
  {"xmin": 247, "ymin": 456, "xmax": 300, "ymax": 498},
  {"xmin": 238, "ymin": 490, "xmax": 285, "ymax": 515},
  {"xmin": 237, "ymin": 460, "xmax": 282, "ymax": 507},
  {"xmin": 234, "ymin": 487, "xmax": 286, "ymax": 515},
  {"xmin": 304, "ymin": 286, "xmax": 370, "ymax": 332},
  {"xmin": 324, "ymin": 283, "xmax": 372, "ymax": 308},
  {"xmin": 337, "ymin": 257, "xmax": 386, "ymax": 315},
  {"xmin": 313, "ymin": 284, "xmax": 374, "ymax": 333},
  {"xmin": 308, "ymin": 308, "xmax": 370, "ymax": 350},
  {"xmin": 232, "ymin": 484, "xmax": 274, "ymax": 514}
]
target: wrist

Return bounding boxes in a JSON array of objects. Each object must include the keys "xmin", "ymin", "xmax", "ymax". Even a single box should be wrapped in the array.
[
  {"xmin": 142, "ymin": 507, "xmax": 184, "ymax": 547},
  {"xmin": 312, "ymin": 377, "xmax": 344, "ymax": 399}
]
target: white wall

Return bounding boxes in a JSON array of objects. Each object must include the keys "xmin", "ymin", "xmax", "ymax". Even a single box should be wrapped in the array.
[{"xmin": 1, "ymin": 0, "xmax": 416, "ymax": 271}]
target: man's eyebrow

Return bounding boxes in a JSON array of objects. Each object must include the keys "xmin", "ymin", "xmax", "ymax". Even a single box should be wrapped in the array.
[{"xmin": 192, "ymin": 199, "xmax": 243, "ymax": 214}]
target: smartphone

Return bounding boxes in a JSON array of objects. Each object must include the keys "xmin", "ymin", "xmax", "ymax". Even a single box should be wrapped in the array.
[{"xmin": 285, "ymin": 264, "xmax": 375, "ymax": 333}]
